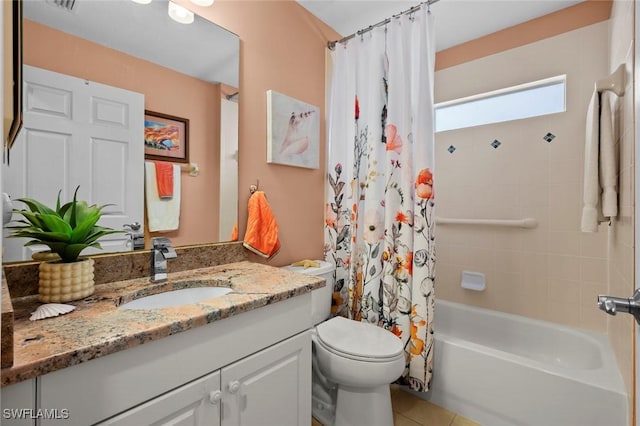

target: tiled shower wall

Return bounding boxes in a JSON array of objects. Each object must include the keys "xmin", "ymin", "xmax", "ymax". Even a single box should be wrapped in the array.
[
  {"xmin": 607, "ymin": 0, "xmax": 635, "ymax": 412},
  {"xmin": 434, "ymin": 21, "xmax": 611, "ymax": 330}
]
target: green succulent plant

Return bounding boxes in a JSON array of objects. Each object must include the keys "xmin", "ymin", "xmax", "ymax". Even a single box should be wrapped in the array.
[{"xmin": 6, "ymin": 187, "xmax": 122, "ymax": 263}]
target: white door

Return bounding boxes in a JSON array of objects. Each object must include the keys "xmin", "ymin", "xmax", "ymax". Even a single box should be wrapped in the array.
[
  {"xmin": 2, "ymin": 65, "xmax": 144, "ymax": 261},
  {"xmin": 219, "ymin": 97, "xmax": 238, "ymax": 241},
  {"xmin": 98, "ymin": 370, "xmax": 221, "ymax": 426},
  {"xmin": 220, "ymin": 331, "xmax": 311, "ymax": 426}
]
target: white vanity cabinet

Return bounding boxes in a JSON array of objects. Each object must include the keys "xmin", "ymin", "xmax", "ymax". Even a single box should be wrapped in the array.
[
  {"xmin": 100, "ymin": 371, "xmax": 222, "ymax": 426},
  {"xmin": 220, "ymin": 331, "xmax": 311, "ymax": 426},
  {"xmin": 1, "ymin": 379, "xmax": 37, "ymax": 426},
  {"xmin": 100, "ymin": 331, "xmax": 311, "ymax": 426},
  {"xmin": 18, "ymin": 293, "xmax": 313, "ymax": 426}
]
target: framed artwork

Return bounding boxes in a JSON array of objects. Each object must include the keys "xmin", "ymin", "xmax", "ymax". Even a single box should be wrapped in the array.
[
  {"xmin": 267, "ymin": 90, "xmax": 319, "ymax": 169},
  {"xmin": 144, "ymin": 110, "xmax": 189, "ymax": 163}
]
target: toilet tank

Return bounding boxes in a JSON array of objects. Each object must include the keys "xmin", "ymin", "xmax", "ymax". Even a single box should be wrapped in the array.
[{"xmin": 283, "ymin": 260, "xmax": 335, "ymax": 326}]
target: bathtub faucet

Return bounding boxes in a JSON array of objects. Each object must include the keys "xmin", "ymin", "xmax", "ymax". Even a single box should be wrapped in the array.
[{"xmin": 597, "ymin": 289, "xmax": 640, "ymax": 324}]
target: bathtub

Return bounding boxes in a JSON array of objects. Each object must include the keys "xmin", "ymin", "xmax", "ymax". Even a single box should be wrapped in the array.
[{"xmin": 421, "ymin": 300, "xmax": 628, "ymax": 426}]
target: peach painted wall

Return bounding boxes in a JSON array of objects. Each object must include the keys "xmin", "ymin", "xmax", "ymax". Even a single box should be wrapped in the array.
[
  {"xmin": 436, "ymin": 0, "xmax": 612, "ymax": 71},
  {"xmin": 179, "ymin": 0, "xmax": 340, "ymax": 266},
  {"xmin": 27, "ymin": 0, "xmax": 617, "ymax": 278},
  {"xmin": 191, "ymin": 0, "xmax": 615, "ymax": 270},
  {"xmin": 22, "ymin": 19, "xmax": 221, "ymax": 247}
]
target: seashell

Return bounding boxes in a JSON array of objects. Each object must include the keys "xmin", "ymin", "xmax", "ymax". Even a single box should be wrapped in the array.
[{"xmin": 29, "ymin": 303, "xmax": 76, "ymax": 321}]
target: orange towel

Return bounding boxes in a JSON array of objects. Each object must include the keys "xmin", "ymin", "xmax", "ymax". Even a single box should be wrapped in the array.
[
  {"xmin": 154, "ymin": 161, "xmax": 174, "ymax": 198},
  {"xmin": 243, "ymin": 191, "xmax": 280, "ymax": 259},
  {"xmin": 230, "ymin": 222, "xmax": 239, "ymax": 241}
]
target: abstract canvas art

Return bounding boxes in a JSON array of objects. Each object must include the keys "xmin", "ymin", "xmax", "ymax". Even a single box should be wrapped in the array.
[{"xmin": 267, "ymin": 90, "xmax": 319, "ymax": 169}]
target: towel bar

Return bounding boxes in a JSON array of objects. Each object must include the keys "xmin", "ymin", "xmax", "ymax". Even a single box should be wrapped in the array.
[
  {"xmin": 180, "ymin": 163, "xmax": 199, "ymax": 177},
  {"xmin": 596, "ymin": 64, "xmax": 625, "ymax": 96},
  {"xmin": 436, "ymin": 217, "xmax": 538, "ymax": 229}
]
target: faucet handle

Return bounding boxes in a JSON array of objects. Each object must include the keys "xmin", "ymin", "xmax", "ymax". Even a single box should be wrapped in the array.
[
  {"xmin": 598, "ymin": 297, "xmax": 617, "ymax": 315},
  {"xmin": 123, "ymin": 222, "xmax": 142, "ymax": 231},
  {"xmin": 597, "ymin": 291, "xmax": 640, "ymax": 324},
  {"xmin": 163, "ymin": 246, "xmax": 177, "ymax": 259},
  {"xmin": 152, "ymin": 237, "xmax": 172, "ymax": 249}
]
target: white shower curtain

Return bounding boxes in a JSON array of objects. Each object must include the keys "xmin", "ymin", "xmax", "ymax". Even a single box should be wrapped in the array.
[{"xmin": 324, "ymin": 7, "xmax": 436, "ymax": 392}]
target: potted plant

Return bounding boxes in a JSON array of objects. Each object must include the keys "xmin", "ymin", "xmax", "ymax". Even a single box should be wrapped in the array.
[{"xmin": 7, "ymin": 187, "xmax": 121, "ymax": 303}]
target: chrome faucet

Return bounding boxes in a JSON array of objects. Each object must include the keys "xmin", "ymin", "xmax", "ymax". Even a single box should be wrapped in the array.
[
  {"xmin": 597, "ymin": 288, "xmax": 640, "ymax": 325},
  {"xmin": 150, "ymin": 237, "xmax": 177, "ymax": 283},
  {"xmin": 123, "ymin": 222, "xmax": 145, "ymax": 250}
]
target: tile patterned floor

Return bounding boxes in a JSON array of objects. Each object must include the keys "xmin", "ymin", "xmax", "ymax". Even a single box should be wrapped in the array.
[{"xmin": 312, "ymin": 385, "xmax": 481, "ymax": 426}]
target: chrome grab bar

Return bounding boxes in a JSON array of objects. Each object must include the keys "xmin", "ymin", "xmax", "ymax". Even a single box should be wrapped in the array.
[{"xmin": 435, "ymin": 217, "xmax": 538, "ymax": 229}]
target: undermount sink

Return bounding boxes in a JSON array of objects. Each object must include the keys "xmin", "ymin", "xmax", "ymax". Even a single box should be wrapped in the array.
[{"xmin": 119, "ymin": 287, "xmax": 233, "ymax": 310}]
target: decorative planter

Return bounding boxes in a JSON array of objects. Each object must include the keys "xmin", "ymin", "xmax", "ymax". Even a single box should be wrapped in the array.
[
  {"xmin": 32, "ymin": 251, "xmax": 61, "ymax": 262},
  {"xmin": 38, "ymin": 258, "xmax": 95, "ymax": 303}
]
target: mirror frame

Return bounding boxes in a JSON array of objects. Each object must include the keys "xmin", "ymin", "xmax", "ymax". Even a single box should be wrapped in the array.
[{"xmin": 3, "ymin": 0, "xmax": 22, "ymax": 156}]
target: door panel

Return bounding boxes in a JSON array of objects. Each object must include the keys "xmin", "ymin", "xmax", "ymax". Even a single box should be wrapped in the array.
[
  {"xmin": 2, "ymin": 65, "xmax": 144, "ymax": 261},
  {"xmin": 98, "ymin": 370, "xmax": 221, "ymax": 426},
  {"xmin": 221, "ymin": 331, "xmax": 311, "ymax": 426}
]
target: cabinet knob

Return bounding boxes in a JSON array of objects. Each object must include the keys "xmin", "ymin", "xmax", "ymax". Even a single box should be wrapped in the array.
[
  {"xmin": 209, "ymin": 390, "xmax": 222, "ymax": 404},
  {"xmin": 228, "ymin": 380, "xmax": 241, "ymax": 394}
]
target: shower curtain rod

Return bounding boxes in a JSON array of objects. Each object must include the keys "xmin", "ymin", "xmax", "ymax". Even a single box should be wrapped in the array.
[{"xmin": 327, "ymin": 0, "xmax": 440, "ymax": 50}]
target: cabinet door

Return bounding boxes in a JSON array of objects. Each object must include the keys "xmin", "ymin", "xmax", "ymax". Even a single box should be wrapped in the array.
[
  {"xmin": 0, "ymin": 379, "xmax": 37, "ymax": 426},
  {"xmin": 98, "ymin": 371, "xmax": 221, "ymax": 426},
  {"xmin": 3, "ymin": 65, "xmax": 144, "ymax": 261},
  {"xmin": 221, "ymin": 331, "xmax": 311, "ymax": 426}
]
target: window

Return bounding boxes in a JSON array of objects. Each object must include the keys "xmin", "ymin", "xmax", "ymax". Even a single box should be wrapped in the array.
[{"xmin": 435, "ymin": 75, "xmax": 566, "ymax": 132}]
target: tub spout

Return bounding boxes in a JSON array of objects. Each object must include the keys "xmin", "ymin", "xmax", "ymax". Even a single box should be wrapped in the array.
[{"xmin": 597, "ymin": 289, "xmax": 640, "ymax": 324}]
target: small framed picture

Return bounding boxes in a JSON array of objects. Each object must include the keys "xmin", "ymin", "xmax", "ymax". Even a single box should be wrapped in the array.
[
  {"xmin": 267, "ymin": 90, "xmax": 319, "ymax": 169},
  {"xmin": 144, "ymin": 110, "xmax": 189, "ymax": 163}
]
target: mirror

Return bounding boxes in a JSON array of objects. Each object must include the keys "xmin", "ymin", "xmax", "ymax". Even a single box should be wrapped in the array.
[
  {"xmin": 3, "ymin": 0, "xmax": 22, "ymax": 154},
  {"xmin": 3, "ymin": 0, "xmax": 239, "ymax": 263}
]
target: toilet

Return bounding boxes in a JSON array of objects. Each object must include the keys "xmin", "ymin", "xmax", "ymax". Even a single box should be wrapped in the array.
[{"xmin": 284, "ymin": 261, "xmax": 405, "ymax": 426}]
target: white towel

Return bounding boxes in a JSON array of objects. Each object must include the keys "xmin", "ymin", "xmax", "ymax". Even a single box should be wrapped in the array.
[
  {"xmin": 145, "ymin": 162, "xmax": 181, "ymax": 232},
  {"xmin": 599, "ymin": 91, "xmax": 618, "ymax": 218},
  {"xmin": 581, "ymin": 90, "xmax": 618, "ymax": 232}
]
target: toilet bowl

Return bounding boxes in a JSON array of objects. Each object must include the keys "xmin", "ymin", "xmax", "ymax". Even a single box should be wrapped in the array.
[
  {"xmin": 283, "ymin": 261, "xmax": 405, "ymax": 426},
  {"xmin": 315, "ymin": 316, "xmax": 405, "ymax": 425}
]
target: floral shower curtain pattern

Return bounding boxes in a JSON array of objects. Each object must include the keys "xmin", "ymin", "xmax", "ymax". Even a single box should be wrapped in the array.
[{"xmin": 324, "ymin": 7, "xmax": 436, "ymax": 392}]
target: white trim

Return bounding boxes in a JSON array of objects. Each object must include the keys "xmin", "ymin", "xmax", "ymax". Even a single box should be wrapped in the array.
[
  {"xmin": 634, "ymin": 1, "xmax": 640, "ymax": 423},
  {"xmin": 435, "ymin": 74, "xmax": 567, "ymax": 108}
]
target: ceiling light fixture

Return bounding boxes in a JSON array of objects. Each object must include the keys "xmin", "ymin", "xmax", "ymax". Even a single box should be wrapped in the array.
[
  {"xmin": 168, "ymin": 1, "xmax": 194, "ymax": 24},
  {"xmin": 189, "ymin": 0, "xmax": 214, "ymax": 6},
  {"xmin": 131, "ymin": 0, "xmax": 152, "ymax": 4}
]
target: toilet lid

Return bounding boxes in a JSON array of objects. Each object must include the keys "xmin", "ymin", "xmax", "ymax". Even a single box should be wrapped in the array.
[{"xmin": 316, "ymin": 316, "xmax": 404, "ymax": 360}]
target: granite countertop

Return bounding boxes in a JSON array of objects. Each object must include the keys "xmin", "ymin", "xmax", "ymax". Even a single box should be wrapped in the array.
[{"xmin": 1, "ymin": 261, "xmax": 324, "ymax": 387}]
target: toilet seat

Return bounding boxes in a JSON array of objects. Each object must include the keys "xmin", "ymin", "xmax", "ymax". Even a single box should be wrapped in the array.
[{"xmin": 316, "ymin": 316, "xmax": 404, "ymax": 362}]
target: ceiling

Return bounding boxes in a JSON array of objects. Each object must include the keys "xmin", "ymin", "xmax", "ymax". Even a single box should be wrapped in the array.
[
  {"xmin": 23, "ymin": 0, "xmax": 239, "ymax": 87},
  {"xmin": 297, "ymin": 0, "xmax": 585, "ymax": 51}
]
